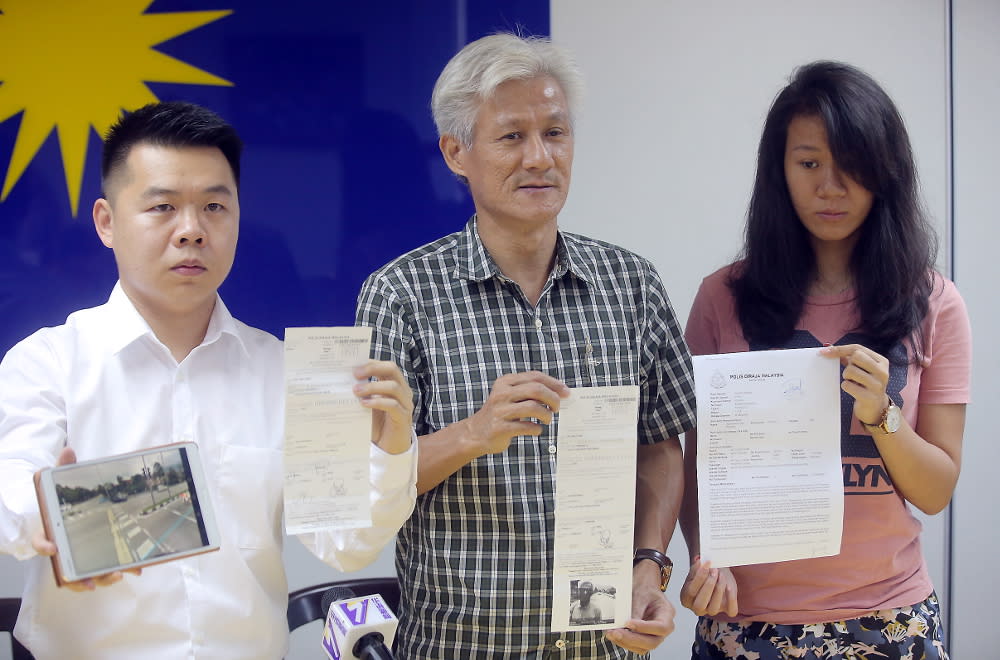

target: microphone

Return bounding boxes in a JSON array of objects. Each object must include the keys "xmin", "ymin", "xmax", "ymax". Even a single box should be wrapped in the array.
[{"xmin": 320, "ymin": 586, "xmax": 398, "ymax": 660}]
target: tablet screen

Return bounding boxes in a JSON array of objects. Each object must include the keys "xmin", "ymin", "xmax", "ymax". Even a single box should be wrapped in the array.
[{"xmin": 42, "ymin": 443, "xmax": 218, "ymax": 581}]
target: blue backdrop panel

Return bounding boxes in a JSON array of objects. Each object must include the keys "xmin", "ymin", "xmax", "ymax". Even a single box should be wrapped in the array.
[{"xmin": 0, "ymin": 0, "xmax": 548, "ymax": 354}]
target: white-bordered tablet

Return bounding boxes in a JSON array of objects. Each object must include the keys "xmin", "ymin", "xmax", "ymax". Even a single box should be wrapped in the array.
[{"xmin": 33, "ymin": 442, "xmax": 220, "ymax": 586}]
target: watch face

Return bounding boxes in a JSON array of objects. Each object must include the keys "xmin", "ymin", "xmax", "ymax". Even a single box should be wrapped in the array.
[{"xmin": 885, "ymin": 404, "xmax": 902, "ymax": 433}]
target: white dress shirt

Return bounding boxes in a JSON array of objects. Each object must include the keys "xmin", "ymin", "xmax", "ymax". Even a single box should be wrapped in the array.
[{"xmin": 0, "ymin": 284, "xmax": 416, "ymax": 660}]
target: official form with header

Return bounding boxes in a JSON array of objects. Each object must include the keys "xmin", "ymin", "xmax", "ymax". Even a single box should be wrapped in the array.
[{"xmin": 692, "ymin": 347, "xmax": 843, "ymax": 568}]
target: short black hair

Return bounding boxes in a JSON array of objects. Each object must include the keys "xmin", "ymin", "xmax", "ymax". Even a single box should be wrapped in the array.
[{"xmin": 101, "ymin": 101, "xmax": 243, "ymax": 195}]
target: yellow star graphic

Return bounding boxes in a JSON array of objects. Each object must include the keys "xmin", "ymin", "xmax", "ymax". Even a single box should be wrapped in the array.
[{"xmin": 0, "ymin": 0, "xmax": 232, "ymax": 216}]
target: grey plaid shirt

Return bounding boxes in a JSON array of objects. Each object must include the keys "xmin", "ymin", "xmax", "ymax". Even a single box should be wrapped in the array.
[{"xmin": 356, "ymin": 217, "xmax": 696, "ymax": 659}]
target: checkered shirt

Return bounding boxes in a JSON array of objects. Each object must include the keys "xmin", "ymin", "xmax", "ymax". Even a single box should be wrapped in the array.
[{"xmin": 356, "ymin": 217, "xmax": 696, "ymax": 658}]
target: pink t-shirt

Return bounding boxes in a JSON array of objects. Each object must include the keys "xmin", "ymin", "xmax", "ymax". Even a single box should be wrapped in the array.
[{"xmin": 685, "ymin": 264, "xmax": 972, "ymax": 624}]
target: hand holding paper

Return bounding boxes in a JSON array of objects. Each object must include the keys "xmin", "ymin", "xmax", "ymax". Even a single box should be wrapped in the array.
[{"xmin": 351, "ymin": 359, "xmax": 414, "ymax": 455}]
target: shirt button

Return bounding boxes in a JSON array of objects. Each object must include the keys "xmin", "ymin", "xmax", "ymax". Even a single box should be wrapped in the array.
[
  {"xmin": 534, "ymin": 318, "xmax": 543, "ymax": 329},
  {"xmin": 548, "ymin": 444, "xmax": 556, "ymax": 454},
  {"xmin": 555, "ymin": 638, "xmax": 567, "ymax": 649}
]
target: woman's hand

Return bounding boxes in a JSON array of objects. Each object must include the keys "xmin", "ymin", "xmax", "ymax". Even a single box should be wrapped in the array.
[
  {"xmin": 820, "ymin": 344, "xmax": 890, "ymax": 424},
  {"xmin": 820, "ymin": 343, "xmax": 965, "ymax": 514},
  {"xmin": 680, "ymin": 557, "xmax": 738, "ymax": 617}
]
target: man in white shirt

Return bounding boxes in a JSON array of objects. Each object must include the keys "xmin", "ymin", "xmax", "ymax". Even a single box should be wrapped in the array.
[{"xmin": 0, "ymin": 101, "xmax": 417, "ymax": 659}]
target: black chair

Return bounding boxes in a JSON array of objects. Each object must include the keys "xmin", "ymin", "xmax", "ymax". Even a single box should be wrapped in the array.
[
  {"xmin": 0, "ymin": 597, "xmax": 33, "ymax": 660},
  {"xmin": 287, "ymin": 576, "xmax": 400, "ymax": 632}
]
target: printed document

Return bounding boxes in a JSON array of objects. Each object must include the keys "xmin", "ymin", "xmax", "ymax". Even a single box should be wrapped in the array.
[
  {"xmin": 551, "ymin": 386, "xmax": 639, "ymax": 632},
  {"xmin": 693, "ymin": 347, "xmax": 842, "ymax": 568},
  {"xmin": 283, "ymin": 327, "xmax": 372, "ymax": 534}
]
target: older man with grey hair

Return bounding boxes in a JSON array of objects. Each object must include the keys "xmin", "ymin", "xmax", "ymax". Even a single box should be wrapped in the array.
[{"xmin": 356, "ymin": 32, "xmax": 695, "ymax": 658}]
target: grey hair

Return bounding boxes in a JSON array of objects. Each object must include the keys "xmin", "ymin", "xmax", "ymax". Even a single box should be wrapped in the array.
[{"xmin": 431, "ymin": 32, "xmax": 584, "ymax": 147}]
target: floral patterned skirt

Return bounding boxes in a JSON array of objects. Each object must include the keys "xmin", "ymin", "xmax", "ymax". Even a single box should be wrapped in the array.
[{"xmin": 692, "ymin": 592, "xmax": 948, "ymax": 659}]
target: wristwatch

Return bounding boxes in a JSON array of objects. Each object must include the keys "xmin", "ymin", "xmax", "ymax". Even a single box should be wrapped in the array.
[
  {"xmin": 633, "ymin": 548, "xmax": 672, "ymax": 591},
  {"xmin": 861, "ymin": 398, "xmax": 902, "ymax": 434}
]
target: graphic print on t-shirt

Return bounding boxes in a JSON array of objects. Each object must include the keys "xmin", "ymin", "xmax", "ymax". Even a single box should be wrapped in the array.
[{"xmin": 751, "ymin": 330, "xmax": 908, "ymax": 497}]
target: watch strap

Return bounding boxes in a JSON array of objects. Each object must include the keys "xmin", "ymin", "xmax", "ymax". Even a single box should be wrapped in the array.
[
  {"xmin": 861, "ymin": 398, "xmax": 899, "ymax": 434},
  {"xmin": 633, "ymin": 548, "xmax": 672, "ymax": 591}
]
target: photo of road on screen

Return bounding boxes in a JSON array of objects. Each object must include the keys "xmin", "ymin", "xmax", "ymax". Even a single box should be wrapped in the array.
[{"xmin": 34, "ymin": 442, "xmax": 220, "ymax": 584}]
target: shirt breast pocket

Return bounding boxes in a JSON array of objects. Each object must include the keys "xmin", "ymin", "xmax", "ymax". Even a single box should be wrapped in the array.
[
  {"xmin": 581, "ymin": 345, "xmax": 639, "ymax": 388},
  {"xmin": 216, "ymin": 444, "xmax": 283, "ymax": 550}
]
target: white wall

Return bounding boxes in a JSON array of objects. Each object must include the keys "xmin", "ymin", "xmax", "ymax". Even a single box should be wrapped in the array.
[
  {"xmin": 950, "ymin": 0, "xmax": 1000, "ymax": 656},
  {"xmin": 0, "ymin": 557, "xmax": 19, "ymax": 660}
]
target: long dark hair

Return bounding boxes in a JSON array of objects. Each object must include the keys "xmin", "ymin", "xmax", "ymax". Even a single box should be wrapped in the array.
[{"xmin": 730, "ymin": 60, "xmax": 936, "ymax": 357}]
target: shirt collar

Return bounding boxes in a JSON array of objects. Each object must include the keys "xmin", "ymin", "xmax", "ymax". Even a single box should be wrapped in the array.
[
  {"xmin": 453, "ymin": 215, "xmax": 594, "ymax": 286},
  {"xmin": 105, "ymin": 282, "xmax": 249, "ymax": 358},
  {"xmin": 556, "ymin": 230, "xmax": 596, "ymax": 285},
  {"xmin": 453, "ymin": 216, "xmax": 500, "ymax": 282}
]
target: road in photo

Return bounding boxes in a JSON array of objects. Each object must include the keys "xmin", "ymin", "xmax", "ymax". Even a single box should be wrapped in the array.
[
  {"xmin": 53, "ymin": 448, "xmax": 205, "ymax": 576},
  {"xmin": 62, "ymin": 486, "xmax": 204, "ymax": 575},
  {"xmin": 61, "ymin": 494, "xmax": 118, "ymax": 574}
]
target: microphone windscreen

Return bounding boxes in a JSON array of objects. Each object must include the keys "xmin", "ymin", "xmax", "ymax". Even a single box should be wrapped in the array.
[{"xmin": 321, "ymin": 586, "xmax": 358, "ymax": 615}]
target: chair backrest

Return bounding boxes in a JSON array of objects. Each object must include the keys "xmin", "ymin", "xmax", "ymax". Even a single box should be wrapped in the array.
[
  {"xmin": 286, "ymin": 576, "xmax": 400, "ymax": 632},
  {"xmin": 0, "ymin": 597, "xmax": 34, "ymax": 660}
]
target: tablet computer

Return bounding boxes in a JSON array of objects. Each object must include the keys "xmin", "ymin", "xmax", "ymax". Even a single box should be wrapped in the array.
[{"xmin": 33, "ymin": 442, "xmax": 220, "ymax": 586}]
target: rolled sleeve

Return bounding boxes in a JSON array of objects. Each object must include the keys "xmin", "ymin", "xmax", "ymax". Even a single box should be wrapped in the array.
[{"xmin": 297, "ymin": 432, "xmax": 417, "ymax": 572}]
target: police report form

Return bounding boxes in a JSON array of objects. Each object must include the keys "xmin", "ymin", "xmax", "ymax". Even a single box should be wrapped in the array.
[
  {"xmin": 692, "ymin": 347, "xmax": 843, "ymax": 568},
  {"xmin": 551, "ymin": 386, "xmax": 639, "ymax": 632},
  {"xmin": 282, "ymin": 327, "xmax": 373, "ymax": 534}
]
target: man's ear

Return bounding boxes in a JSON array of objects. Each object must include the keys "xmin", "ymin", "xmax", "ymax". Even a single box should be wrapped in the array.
[
  {"xmin": 439, "ymin": 134, "xmax": 468, "ymax": 179},
  {"xmin": 93, "ymin": 198, "xmax": 114, "ymax": 248}
]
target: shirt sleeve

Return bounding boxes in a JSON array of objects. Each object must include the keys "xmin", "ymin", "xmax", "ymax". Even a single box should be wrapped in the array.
[
  {"xmin": 356, "ymin": 269, "xmax": 427, "ymax": 435},
  {"xmin": 638, "ymin": 261, "xmax": 697, "ymax": 444},
  {"xmin": 918, "ymin": 276, "xmax": 973, "ymax": 405},
  {"xmin": 295, "ymin": 434, "xmax": 417, "ymax": 572},
  {"xmin": 0, "ymin": 331, "xmax": 67, "ymax": 559},
  {"xmin": 684, "ymin": 269, "xmax": 735, "ymax": 357}
]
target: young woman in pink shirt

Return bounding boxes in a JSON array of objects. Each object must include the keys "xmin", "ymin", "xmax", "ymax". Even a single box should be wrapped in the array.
[{"xmin": 679, "ymin": 61, "xmax": 971, "ymax": 659}]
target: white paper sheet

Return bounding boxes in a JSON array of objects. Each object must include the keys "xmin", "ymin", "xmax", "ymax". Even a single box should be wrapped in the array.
[
  {"xmin": 551, "ymin": 386, "xmax": 639, "ymax": 632},
  {"xmin": 283, "ymin": 327, "xmax": 372, "ymax": 534},
  {"xmin": 692, "ymin": 347, "xmax": 843, "ymax": 568}
]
